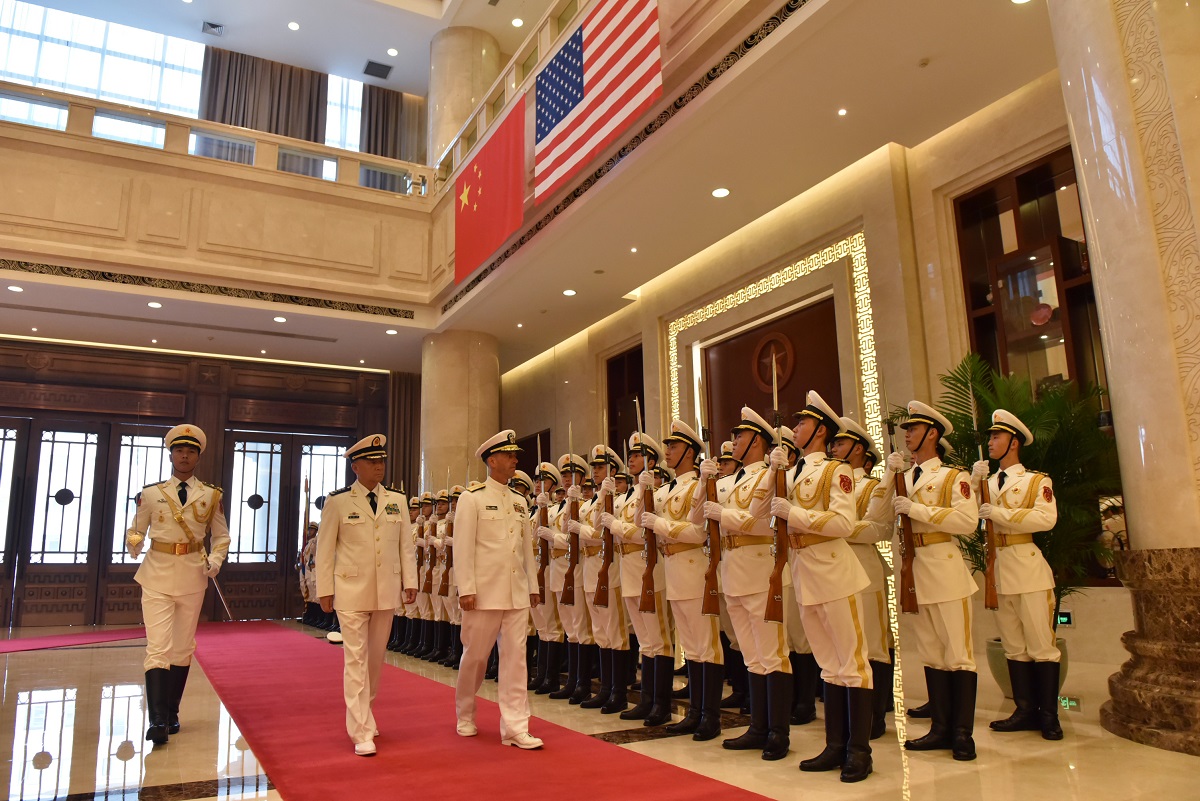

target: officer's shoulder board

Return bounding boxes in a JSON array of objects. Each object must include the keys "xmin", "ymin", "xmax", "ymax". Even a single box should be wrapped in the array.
[
  {"xmin": 385, "ymin": 485, "xmax": 404, "ymax": 495},
  {"xmin": 202, "ymin": 481, "xmax": 222, "ymax": 492},
  {"xmin": 468, "ymin": 484, "xmax": 487, "ymax": 493},
  {"xmin": 329, "ymin": 486, "xmax": 352, "ymax": 497},
  {"xmin": 143, "ymin": 480, "xmax": 167, "ymax": 489},
  {"xmin": 1027, "ymin": 470, "xmax": 1049, "ymax": 479},
  {"xmin": 509, "ymin": 487, "xmax": 527, "ymax": 501}
]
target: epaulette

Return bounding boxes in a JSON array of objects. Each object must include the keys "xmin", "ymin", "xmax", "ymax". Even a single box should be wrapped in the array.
[
  {"xmin": 386, "ymin": 485, "xmax": 403, "ymax": 494},
  {"xmin": 1028, "ymin": 470, "xmax": 1049, "ymax": 478},
  {"xmin": 144, "ymin": 480, "xmax": 167, "ymax": 489},
  {"xmin": 468, "ymin": 484, "xmax": 487, "ymax": 493},
  {"xmin": 202, "ymin": 481, "xmax": 222, "ymax": 492},
  {"xmin": 509, "ymin": 487, "xmax": 527, "ymax": 500},
  {"xmin": 329, "ymin": 486, "xmax": 352, "ymax": 497}
]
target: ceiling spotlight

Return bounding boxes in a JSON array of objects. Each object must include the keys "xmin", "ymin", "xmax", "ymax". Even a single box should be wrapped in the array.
[
  {"xmin": 359, "ymin": 359, "xmax": 365, "ymax": 364},
  {"xmin": 711, "ymin": 187, "xmax": 730, "ymax": 198},
  {"xmin": 1011, "ymin": 0, "xmax": 1032, "ymax": 4},
  {"xmin": 837, "ymin": 108, "xmax": 847, "ymax": 116},
  {"xmin": 1059, "ymin": 186, "xmax": 1068, "ymax": 191},
  {"xmin": 1040, "ymin": 335, "xmax": 1049, "ymax": 340},
  {"xmin": 152, "ymin": 339, "xmax": 158, "ymax": 344},
  {"xmin": 512, "ymin": 18, "xmax": 524, "ymax": 27},
  {"xmin": 1028, "ymin": 256, "xmax": 1037, "ymax": 261},
  {"xmin": 273, "ymin": 316, "xmax": 286, "ymax": 323},
  {"xmin": 31, "ymin": 327, "xmax": 37, "ymax": 332},
  {"xmin": 7, "ymin": 285, "xmax": 22, "ymax": 292},
  {"xmin": 517, "ymin": 323, "xmax": 524, "ymax": 328},
  {"xmin": 288, "ymin": 21, "xmax": 300, "ymax": 31},
  {"xmin": 387, "ymin": 48, "xmax": 398, "ymax": 57},
  {"xmin": 630, "ymin": 247, "xmax": 638, "ymax": 253},
  {"xmin": 182, "ymin": 0, "xmax": 192, "ymax": 3},
  {"xmin": 385, "ymin": 329, "xmax": 398, "ymax": 335},
  {"xmin": 147, "ymin": 301, "xmax": 163, "ymax": 308},
  {"xmin": 562, "ymin": 289, "xmax": 577, "ymax": 297},
  {"xmin": 260, "ymin": 349, "xmax": 267, "ymax": 354}
]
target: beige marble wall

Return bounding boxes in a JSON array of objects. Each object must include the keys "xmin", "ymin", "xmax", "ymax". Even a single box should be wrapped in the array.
[
  {"xmin": 428, "ymin": 27, "xmax": 501, "ymax": 167},
  {"xmin": 419, "ymin": 330, "xmax": 499, "ymax": 490}
]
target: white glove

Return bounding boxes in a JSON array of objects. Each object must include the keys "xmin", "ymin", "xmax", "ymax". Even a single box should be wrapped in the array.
[
  {"xmin": 537, "ymin": 525, "xmax": 555, "ymax": 541},
  {"xmin": 601, "ymin": 477, "xmax": 616, "ymax": 495},
  {"xmin": 770, "ymin": 497, "xmax": 793, "ymax": 520},
  {"xmin": 536, "ymin": 492, "xmax": 550, "ymax": 508},
  {"xmin": 699, "ymin": 458, "xmax": 719, "ymax": 479},
  {"xmin": 769, "ymin": 446, "xmax": 789, "ymax": 470},
  {"xmin": 640, "ymin": 511, "xmax": 661, "ymax": 531},
  {"xmin": 972, "ymin": 460, "xmax": 990, "ymax": 483},
  {"xmin": 204, "ymin": 561, "xmax": 221, "ymax": 578},
  {"xmin": 702, "ymin": 501, "xmax": 724, "ymax": 522},
  {"xmin": 887, "ymin": 451, "xmax": 909, "ymax": 473},
  {"xmin": 599, "ymin": 512, "xmax": 616, "ymax": 530},
  {"xmin": 567, "ymin": 519, "xmax": 582, "ymax": 535},
  {"xmin": 567, "ymin": 485, "xmax": 581, "ymax": 501},
  {"xmin": 127, "ymin": 543, "xmax": 143, "ymax": 559},
  {"xmin": 638, "ymin": 471, "xmax": 654, "ymax": 488},
  {"xmin": 978, "ymin": 503, "xmax": 994, "ymax": 520},
  {"xmin": 416, "ymin": 514, "xmax": 426, "ymax": 526},
  {"xmin": 445, "ymin": 511, "xmax": 454, "ymax": 523},
  {"xmin": 893, "ymin": 496, "xmax": 913, "ymax": 516},
  {"xmin": 125, "ymin": 531, "xmax": 144, "ymax": 559}
]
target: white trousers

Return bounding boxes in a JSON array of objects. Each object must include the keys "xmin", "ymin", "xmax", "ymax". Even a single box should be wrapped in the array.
[
  {"xmin": 669, "ymin": 598, "xmax": 721, "ymax": 663},
  {"xmin": 415, "ymin": 592, "xmax": 433, "ymax": 620},
  {"xmin": 725, "ymin": 592, "xmax": 791, "ymax": 675},
  {"xmin": 913, "ymin": 597, "xmax": 976, "ymax": 671},
  {"xmin": 435, "ymin": 590, "xmax": 462, "ymax": 625},
  {"xmin": 557, "ymin": 588, "xmax": 595, "ymax": 645},
  {"xmin": 456, "ymin": 608, "xmax": 532, "ymax": 739},
  {"xmin": 797, "ymin": 595, "xmax": 873, "ymax": 688},
  {"xmin": 531, "ymin": 589, "xmax": 563, "ymax": 641},
  {"xmin": 584, "ymin": 589, "xmax": 629, "ymax": 650},
  {"xmin": 997, "ymin": 589, "xmax": 1061, "ymax": 662},
  {"xmin": 141, "ymin": 587, "xmax": 205, "ymax": 671},
  {"xmin": 337, "ymin": 609, "xmax": 392, "ymax": 744},
  {"xmin": 625, "ymin": 594, "xmax": 673, "ymax": 658},
  {"xmin": 858, "ymin": 588, "xmax": 893, "ymax": 663},
  {"xmin": 783, "ymin": 585, "xmax": 812, "ymax": 655}
]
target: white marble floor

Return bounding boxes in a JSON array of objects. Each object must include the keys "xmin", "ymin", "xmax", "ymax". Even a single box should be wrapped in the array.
[{"xmin": 0, "ymin": 622, "xmax": 1194, "ymax": 800}]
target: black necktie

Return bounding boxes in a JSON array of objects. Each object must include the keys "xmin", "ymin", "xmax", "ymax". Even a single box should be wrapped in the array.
[
  {"xmin": 997, "ymin": 471, "xmax": 1007, "ymax": 490},
  {"xmin": 368, "ymin": 491, "xmax": 377, "ymax": 514},
  {"xmin": 734, "ymin": 468, "xmax": 745, "ymax": 484},
  {"xmin": 178, "ymin": 482, "xmax": 188, "ymax": 505},
  {"xmin": 793, "ymin": 458, "xmax": 806, "ymax": 482},
  {"xmin": 668, "ymin": 479, "xmax": 677, "ymax": 490},
  {"xmin": 912, "ymin": 466, "xmax": 923, "ymax": 486}
]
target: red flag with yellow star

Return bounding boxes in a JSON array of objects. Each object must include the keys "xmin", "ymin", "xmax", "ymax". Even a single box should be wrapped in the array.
[{"xmin": 455, "ymin": 98, "xmax": 526, "ymax": 283}]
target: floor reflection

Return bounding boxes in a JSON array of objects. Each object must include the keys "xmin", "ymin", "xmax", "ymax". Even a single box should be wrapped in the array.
[
  {"xmin": 95, "ymin": 683, "xmax": 145, "ymax": 796},
  {"xmin": 10, "ymin": 687, "xmax": 75, "ymax": 801}
]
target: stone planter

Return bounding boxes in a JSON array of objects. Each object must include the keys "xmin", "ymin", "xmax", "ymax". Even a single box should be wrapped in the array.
[{"xmin": 985, "ymin": 637, "xmax": 1069, "ymax": 699}]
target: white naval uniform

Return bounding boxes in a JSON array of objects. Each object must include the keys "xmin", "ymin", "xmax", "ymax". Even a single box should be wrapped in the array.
[
  {"xmin": 609, "ymin": 486, "xmax": 672, "ymax": 659},
  {"xmin": 754, "ymin": 454, "xmax": 871, "ymax": 687},
  {"xmin": 316, "ymin": 482, "xmax": 415, "ymax": 745},
  {"xmin": 551, "ymin": 500, "xmax": 594, "ymax": 645},
  {"xmin": 847, "ymin": 468, "xmax": 895, "ymax": 663},
  {"xmin": 691, "ymin": 462, "xmax": 791, "ymax": 676},
  {"xmin": 531, "ymin": 504, "xmax": 564, "ymax": 641},
  {"xmin": 415, "ymin": 523, "xmax": 434, "ymax": 621},
  {"xmin": 433, "ymin": 518, "xmax": 463, "ymax": 625},
  {"xmin": 130, "ymin": 477, "xmax": 230, "ymax": 671},
  {"xmin": 900, "ymin": 457, "xmax": 979, "ymax": 671},
  {"xmin": 301, "ymin": 537, "xmax": 319, "ymax": 603},
  {"xmin": 579, "ymin": 493, "xmax": 629, "ymax": 650},
  {"xmin": 454, "ymin": 477, "xmax": 540, "ymax": 739},
  {"xmin": 983, "ymin": 464, "xmax": 1060, "ymax": 663}
]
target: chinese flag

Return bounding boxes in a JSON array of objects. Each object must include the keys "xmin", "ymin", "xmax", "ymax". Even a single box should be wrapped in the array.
[{"xmin": 455, "ymin": 97, "xmax": 526, "ymax": 283}]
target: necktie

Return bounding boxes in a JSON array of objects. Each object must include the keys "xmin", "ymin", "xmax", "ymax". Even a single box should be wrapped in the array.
[
  {"xmin": 912, "ymin": 466, "xmax": 923, "ymax": 486},
  {"xmin": 734, "ymin": 468, "xmax": 745, "ymax": 484},
  {"xmin": 668, "ymin": 479, "xmax": 677, "ymax": 491},
  {"xmin": 998, "ymin": 471, "xmax": 1007, "ymax": 490},
  {"xmin": 178, "ymin": 482, "xmax": 188, "ymax": 505},
  {"xmin": 792, "ymin": 458, "xmax": 806, "ymax": 483},
  {"xmin": 368, "ymin": 491, "xmax": 377, "ymax": 514}
]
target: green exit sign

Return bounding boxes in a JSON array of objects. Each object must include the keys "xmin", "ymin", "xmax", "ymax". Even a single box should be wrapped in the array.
[
  {"xmin": 1059, "ymin": 696, "xmax": 1080, "ymax": 712},
  {"xmin": 1057, "ymin": 610, "xmax": 1073, "ymax": 627}
]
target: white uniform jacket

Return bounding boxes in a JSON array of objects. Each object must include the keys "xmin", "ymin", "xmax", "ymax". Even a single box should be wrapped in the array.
[
  {"xmin": 609, "ymin": 487, "xmax": 667, "ymax": 598},
  {"xmin": 846, "ymin": 468, "xmax": 894, "ymax": 594},
  {"xmin": 984, "ymin": 464, "xmax": 1057, "ymax": 595},
  {"xmin": 455, "ymin": 477, "xmax": 539, "ymax": 610},
  {"xmin": 131, "ymin": 477, "xmax": 230, "ymax": 596},
  {"xmin": 316, "ymin": 482, "xmax": 416, "ymax": 612},
  {"xmin": 648, "ymin": 471, "xmax": 707, "ymax": 602},
  {"xmin": 899, "ymin": 457, "xmax": 979, "ymax": 605},
  {"xmin": 578, "ymin": 496, "xmax": 610, "ymax": 593},
  {"xmin": 539, "ymin": 500, "xmax": 568, "ymax": 593}
]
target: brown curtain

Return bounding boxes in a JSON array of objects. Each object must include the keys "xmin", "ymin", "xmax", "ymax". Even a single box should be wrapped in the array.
[
  {"xmin": 389, "ymin": 371, "xmax": 422, "ymax": 498},
  {"xmin": 199, "ymin": 47, "xmax": 328, "ymax": 143},
  {"xmin": 361, "ymin": 84, "xmax": 427, "ymax": 164}
]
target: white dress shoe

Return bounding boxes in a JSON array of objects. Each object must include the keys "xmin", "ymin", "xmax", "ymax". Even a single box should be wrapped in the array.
[
  {"xmin": 501, "ymin": 732, "xmax": 544, "ymax": 750},
  {"xmin": 354, "ymin": 740, "xmax": 376, "ymax": 757},
  {"xmin": 456, "ymin": 721, "xmax": 478, "ymax": 737}
]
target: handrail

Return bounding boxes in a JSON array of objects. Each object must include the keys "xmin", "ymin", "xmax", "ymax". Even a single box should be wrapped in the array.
[{"xmin": 0, "ymin": 79, "xmax": 433, "ymax": 199}]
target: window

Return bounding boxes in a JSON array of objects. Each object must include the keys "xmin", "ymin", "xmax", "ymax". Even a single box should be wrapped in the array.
[
  {"xmin": 112, "ymin": 432, "xmax": 171, "ymax": 565},
  {"xmin": 325, "ymin": 74, "xmax": 362, "ymax": 152}
]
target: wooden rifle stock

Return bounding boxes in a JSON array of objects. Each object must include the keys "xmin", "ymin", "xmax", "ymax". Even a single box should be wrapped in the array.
[
  {"xmin": 437, "ymin": 514, "xmax": 452, "ymax": 597},
  {"xmin": 981, "ymin": 480, "xmax": 998, "ymax": 610},
  {"xmin": 594, "ymin": 490, "xmax": 615, "ymax": 608},
  {"xmin": 701, "ymin": 476, "xmax": 722, "ymax": 617},
  {"xmin": 764, "ymin": 467, "xmax": 788, "ymax": 624},
  {"xmin": 896, "ymin": 472, "xmax": 919, "ymax": 614},
  {"xmin": 561, "ymin": 496, "xmax": 580, "ymax": 605},
  {"xmin": 638, "ymin": 485, "xmax": 658, "ymax": 613},
  {"xmin": 421, "ymin": 520, "xmax": 434, "ymax": 595},
  {"xmin": 536, "ymin": 504, "xmax": 550, "ymax": 600}
]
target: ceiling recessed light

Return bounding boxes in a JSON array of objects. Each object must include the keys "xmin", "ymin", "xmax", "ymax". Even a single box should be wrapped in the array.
[
  {"xmin": 152, "ymin": 339, "xmax": 158, "ymax": 344},
  {"xmin": 7, "ymin": 285, "xmax": 22, "ymax": 292},
  {"xmin": 287, "ymin": 21, "xmax": 299, "ymax": 31},
  {"xmin": 31, "ymin": 327, "xmax": 37, "ymax": 332},
  {"xmin": 1040, "ymin": 335, "xmax": 1049, "ymax": 340},
  {"xmin": 1028, "ymin": 256, "xmax": 1037, "ymax": 261},
  {"xmin": 562, "ymin": 289, "xmax": 576, "ymax": 297},
  {"xmin": 147, "ymin": 301, "xmax": 163, "ymax": 308},
  {"xmin": 1011, "ymin": 0, "xmax": 1032, "ymax": 4},
  {"xmin": 512, "ymin": 18, "xmax": 524, "ymax": 27},
  {"xmin": 630, "ymin": 247, "xmax": 638, "ymax": 253},
  {"xmin": 837, "ymin": 108, "xmax": 847, "ymax": 116},
  {"xmin": 260, "ymin": 349, "xmax": 267, "ymax": 354},
  {"xmin": 273, "ymin": 316, "xmax": 287, "ymax": 323},
  {"xmin": 517, "ymin": 323, "xmax": 523, "ymax": 328},
  {"xmin": 359, "ymin": 359, "xmax": 365, "ymax": 364},
  {"xmin": 385, "ymin": 329, "xmax": 398, "ymax": 335},
  {"xmin": 711, "ymin": 187, "xmax": 730, "ymax": 198},
  {"xmin": 182, "ymin": 0, "xmax": 192, "ymax": 3},
  {"xmin": 1059, "ymin": 186, "xmax": 1068, "ymax": 191},
  {"xmin": 387, "ymin": 48, "xmax": 398, "ymax": 57}
]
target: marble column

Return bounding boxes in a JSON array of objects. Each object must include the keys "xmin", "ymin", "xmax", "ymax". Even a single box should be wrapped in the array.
[
  {"xmin": 1047, "ymin": 0, "xmax": 1200, "ymax": 756},
  {"xmin": 419, "ymin": 330, "xmax": 500, "ymax": 492},
  {"xmin": 428, "ymin": 27, "xmax": 501, "ymax": 166}
]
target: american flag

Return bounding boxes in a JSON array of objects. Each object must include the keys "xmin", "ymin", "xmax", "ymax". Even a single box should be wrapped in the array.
[{"xmin": 534, "ymin": 0, "xmax": 662, "ymax": 202}]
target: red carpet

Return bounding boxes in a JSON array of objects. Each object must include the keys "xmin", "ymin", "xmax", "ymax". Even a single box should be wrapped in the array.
[
  {"xmin": 0, "ymin": 626, "xmax": 146, "ymax": 653},
  {"xmin": 195, "ymin": 622, "xmax": 772, "ymax": 801}
]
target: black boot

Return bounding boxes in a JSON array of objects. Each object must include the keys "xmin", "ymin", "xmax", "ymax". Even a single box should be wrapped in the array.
[
  {"xmin": 601, "ymin": 650, "xmax": 630, "ymax": 714},
  {"xmin": 870, "ymin": 660, "xmax": 893, "ymax": 739},
  {"xmin": 581, "ymin": 648, "xmax": 613, "ymax": 709},
  {"xmin": 550, "ymin": 642, "xmax": 579, "ymax": 700},
  {"xmin": 665, "ymin": 661, "xmax": 704, "ymax": 735},
  {"xmin": 791, "ymin": 652, "xmax": 819, "ymax": 725},
  {"xmin": 907, "ymin": 700, "xmax": 932, "ymax": 718},
  {"xmin": 763, "ymin": 670, "xmax": 792, "ymax": 760},
  {"xmin": 537, "ymin": 640, "xmax": 563, "ymax": 694},
  {"xmin": 414, "ymin": 620, "xmax": 433, "ymax": 659},
  {"xmin": 167, "ymin": 664, "xmax": 189, "ymax": 735},
  {"xmin": 905, "ymin": 667, "xmax": 954, "ymax": 751},
  {"xmin": 526, "ymin": 636, "xmax": 539, "ymax": 683},
  {"xmin": 801, "ymin": 684, "xmax": 847, "ymax": 771},
  {"xmin": 399, "ymin": 617, "xmax": 420, "ymax": 654},
  {"xmin": 430, "ymin": 622, "xmax": 451, "ymax": 662},
  {"xmin": 720, "ymin": 634, "xmax": 747, "ymax": 709},
  {"xmin": 529, "ymin": 640, "xmax": 548, "ymax": 690},
  {"xmin": 144, "ymin": 668, "xmax": 170, "ymax": 745},
  {"xmin": 842, "ymin": 687, "xmax": 874, "ymax": 782},
  {"xmin": 991, "ymin": 659, "xmax": 1040, "ymax": 732},
  {"xmin": 1035, "ymin": 661, "xmax": 1064, "ymax": 741},
  {"xmin": 570, "ymin": 644, "xmax": 598, "ymax": 704},
  {"xmin": 694, "ymin": 662, "xmax": 724, "ymax": 741},
  {"xmin": 440, "ymin": 625, "xmax": 459, "ymax": 667},
  {"xmin": 302, "ymin": 602, "xmax": 319, "ymax": 627},
  {"xmin": 672, "ymin": 659, "xmax": 691, "ymax": 699},
  {"xmin": 951, "ymin": 670, "xmax": 978, "ymax": 761},
  {"xmin": 723, "ymin": 672, "xmax": 767, "ymax": 749},
  {"xmin": 622, "ymin": 656, "xmax": 655, "ymax": 720},
  {"xmin": 485, "ymin": 645, "xmax": 500, "ymax": 681},
  {"xmin": 386, "ymin": 616, "xmax": 401, "ymax": 651},
  {"xmin": 644, "ymin": 654, "xmax": 676, "ymax": 726}
]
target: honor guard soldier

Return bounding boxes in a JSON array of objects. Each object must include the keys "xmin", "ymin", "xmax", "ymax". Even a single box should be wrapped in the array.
[
  {"xmin": 389, "ymin": 499, "xmax": 422, "ymax": 651},
  {"xmin": 890, "ymin": 402, "xmax": 981, "ymax": 761},
  {"xmin": 300, "ymin": 522, "xmax": 320, "ymax": 627},
  {"xmin": 693, "ymin": 407, "xmax": 793, "ymax": 761},
  {"xmin": 974, "ymin": 409, "xmax": 1063, "ymax": 740},
  {"xmin": 757, "ymin": 392, "xmax": 874, "ymax": 781},
  {"xmin": 426, "ymin": 490, "xmax": 452, "ymax": 663},
  {"xmin": 640, "ymin": 422, "xmax": 725, "ymax": 739},
  {"xmin": 398, "ymin": 497, "xmax": 426, "ymax": 654},
  {"xmin": 454, "ymin": 430, "xmax": 544, "ymax": 749},
  {"xmin": 570, "ymin": 445, "xmax": 632, "ymax": 713},
  {"xmin": 316, "ymin": 435, "xmax": 416, "ymax": 756},
  {"xmin": 436, "ymin": 485, "xmax": 467, "ymax": 668},
  {"xmin": 602, "ymin": 432, "xmax": 675, "ymax": 726},
  {"xmin": 717, "ymin": 440, "xmax": 741, "ymax": 478},
  {"xmin": 410, "ymin": 492, "xmax": 437, "ymax": 658},
  {"xmin": 126, "ymin": 424, "xmax": 229, "ymax": 746},
  {"xmin": 531, "ymin": 462, "xmax": 566, "ymax": 694},
  {"xmin": 548, "ymin": 453, "xmax": 598, "ymax": 703},
  {"xmin": 832, "ymin": 417, "xmax": 896, "ymax": 739}
]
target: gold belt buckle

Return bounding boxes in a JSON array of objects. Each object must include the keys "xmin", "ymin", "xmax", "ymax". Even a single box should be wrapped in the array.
[{"xmin": 174, "ymin": 543, "xmax": 190, "ymax": 555}]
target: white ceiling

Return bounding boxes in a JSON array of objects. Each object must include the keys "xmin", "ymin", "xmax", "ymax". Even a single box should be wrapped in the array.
[{"xmin": 27, "ymin": 0, "xmax": 556, "ymax": 95}]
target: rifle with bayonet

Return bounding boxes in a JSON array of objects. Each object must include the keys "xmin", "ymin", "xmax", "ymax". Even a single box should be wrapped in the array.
[
  {"xmin": 535, "ymin": 436, "xmax": 550, "ymax": 600},
  {"xmin": 595, "ymin": 412, "xmax": 615, "ymax": 608},
  {"xmin": 764, "ymin": 352, "xmax": 788, "ymax": 624},
  {"xmin": 562, "ymin": 422, "xmax": 580, "ymax": 606},
  {"xmin": 883, "ymin": 382, "xmax": 919, "ymax": 615},
  {"xmin": 636, "ymin": 398, "xmax": 659, "ymax": 614},
  {"xmin": 699, "ymin": 378, "xmax": 722, "ymax": 617}
]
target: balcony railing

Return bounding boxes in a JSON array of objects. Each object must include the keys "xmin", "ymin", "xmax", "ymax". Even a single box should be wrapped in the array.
[{"xmin": 0, "ymin": 82, "xmax": 432, "ymax": 199}]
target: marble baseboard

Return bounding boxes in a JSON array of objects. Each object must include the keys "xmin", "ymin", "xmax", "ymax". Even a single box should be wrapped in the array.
[{"xmin": 1101, "ymin": 547, "xmax": 1200, "ymax": 756}]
